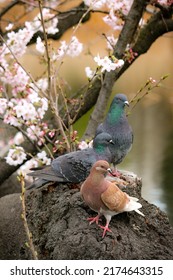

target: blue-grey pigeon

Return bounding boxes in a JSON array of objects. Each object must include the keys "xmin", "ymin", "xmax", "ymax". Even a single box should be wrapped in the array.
[
  {"xmin": 95, "ymin": 93, "xmax": 133, "ymax": 172},
  {"xmin": 27, "ymin": 132, "xmax": 115, "ymax": 189}
]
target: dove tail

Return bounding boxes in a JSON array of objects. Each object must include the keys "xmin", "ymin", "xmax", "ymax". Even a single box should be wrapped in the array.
[
  {"xmin": 129, "ymin": 196, "xmax": 139, "ymax": 202},
  {"xmin": 124, "ymin": 197, "xmax": 144, "ymax": 215},
  {"xmin": 135, "ymin": 209, "xmax": 145, "ymax": 217}
]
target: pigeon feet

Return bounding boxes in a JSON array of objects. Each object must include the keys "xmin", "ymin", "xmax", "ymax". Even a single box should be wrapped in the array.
[
  {"xmin": 111, "ymin": 170, "xmax": 121, "ymax": 177},
  {"xmin": 108, "ymin": 167, "xmax": 121, "ymax": 177},
  {"xmin": 87, "ymin": 215, "xmax": 100, "ymax": 225},
  {"xmin": 99, "ymin": 223, "xmax": 112, "ymax": 238}
]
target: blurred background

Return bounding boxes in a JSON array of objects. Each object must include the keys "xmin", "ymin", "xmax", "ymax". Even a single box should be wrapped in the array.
[{"xmin": 0, "ymin": 3, "xmax": 173, "ymax": 224}]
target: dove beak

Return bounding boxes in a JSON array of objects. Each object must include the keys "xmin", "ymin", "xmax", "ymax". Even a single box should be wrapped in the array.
[
  {"xmin": 124, "ymin": 100, "xmax": 129, "ymax": 107},
  {"xmin": 107, "ymin": 168, "xmax": 114, "ymax": 175},
  {"xmin": 109, "ymin": 139, "xmax": 115, "ymax": 145}
]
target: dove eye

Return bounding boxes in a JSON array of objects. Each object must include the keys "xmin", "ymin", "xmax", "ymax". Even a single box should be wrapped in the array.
[{"xmin": 100, "ymin": 165, "xmax": 107, "ymax": 169}]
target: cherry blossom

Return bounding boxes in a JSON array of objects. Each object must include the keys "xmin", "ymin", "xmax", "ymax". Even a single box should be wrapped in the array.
[
  {"xmin": 17, "ymin": 150, "xmax": 51, "ymax": 181},
  {"xmin": 0, "ymin": 98, "xmax": 7, "ymax": 114},
  {"xmin": 78, "ymin": 141, "xmax": 89, "ymax": 150},
  {"xmin": 36, "ymin": 37, "xmax": 45, "ymax": 54},
  {"xmin": 14, "ymin": 132, "xmax": 25, "ymax": 146},
  {"xmin": 54, "ymin": 36, "xmax": 83, "ymax": 60},
  {"xmin": 0, "ymin": 63, "xmax": 29, "ymax": 96},
  {"xmin": 103, "ymin": 9, "xmax": 123, "ymax": 30},
  {"xmin": 26, "ymin": 125, "xmax": 45, "ymax": 144},
  {"xmin": 106, "ymin": 35, "xmax": 118, "ymax": 50},
  {"xmin": 5, "ymin": 23, "xmax": 14, "ymax": 31},
  {"xmin": 84, "ymin": 0, "xmax": 106, "ymax": 10},
  {"xmin": 157, "ymin": 0, "xmax": 170, "ymax": 4},
  {"xmin": 5, "ymin": 146, "xmax": 27, "ymax": 166},
  {"xmin": 5, "ymin": 26, "xmax": 34, "ymax": 57},
  {"xmin": 78, "ymin": 139, "xmax": 93, "ymax": 150},
  {"xmin": 17, "ymin": 158, "xmax": 38, "ymax": 182},
  {"xmin": 106, "ymin": 0, "xmax": 133, "ymax": 14},
  {"xmin": 32, "ymin": 8, "xmax": 59, "ymax": 35},
  {"xmin": 37, "ymin": 150, "xmax": 51, "ymax": 165},
  {"xmin": 94, "ymin": 54, "xmax": 124, "ymax": 72},
  {"xmin": 85, "ymin": 67, "xmax": 95, "ymax": 79}
]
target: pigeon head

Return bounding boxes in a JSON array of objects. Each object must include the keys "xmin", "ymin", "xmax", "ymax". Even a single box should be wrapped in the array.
[
  {"xmin": 112, "ymin": 93, "xmax": 129, "ymax": 108},
  {"xmin": 107, "ymin": 93, "xmax": 129, "ymax": 125},
  {"xmin": 93, "ymin": 132, "xmax": 114, "ymax": 154},
  {"xmin": 91, "ymin": 160, "xmax": 110, "ymax": 176}
]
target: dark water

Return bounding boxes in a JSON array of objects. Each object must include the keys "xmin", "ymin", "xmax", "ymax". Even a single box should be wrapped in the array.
[{"xmin": 120, "ymin": 93, "xmax": 173, "ymax": 225}]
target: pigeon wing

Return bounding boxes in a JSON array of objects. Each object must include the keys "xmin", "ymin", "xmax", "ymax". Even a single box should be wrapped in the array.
[
  {"xmin": 101, "ymin": 183, "xmax": 127, "ymax": 212},
  {"xmin": 51, "ymin": 148, "xmax": 96, "ymax": 183}
]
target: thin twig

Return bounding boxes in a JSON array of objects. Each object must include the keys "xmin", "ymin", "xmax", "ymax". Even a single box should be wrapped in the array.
[
  {"xmin": 19, "ymin": 174, "xmax": 38, "ymax": 260},
  {"xmin": 127, "ymin": 74, "xmax": 169, "ymax": 115},
  {"xmin": 38, "ymin": 0, "xmax": 51, "ymax": 96}
]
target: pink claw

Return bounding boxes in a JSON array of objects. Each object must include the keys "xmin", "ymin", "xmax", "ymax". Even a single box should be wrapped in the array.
[
  {"xmin": 99, "ymin": 223, "xmax": 112, "ymax": 238},
  {"xmin": 108, "ymin": 167, "xmax": 121, "ymax": 177},
  {"xmin": 87, "ymin": 215, "xmax": 100, "ymax": 225},
  {"xmin": 111, "ymin": 170, "xmax": 121, "ymax": 177}
]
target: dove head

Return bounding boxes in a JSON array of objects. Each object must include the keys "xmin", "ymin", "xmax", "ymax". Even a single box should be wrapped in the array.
[
  {"xmin": 107, "ymin": 93, "xmax": 129, "ymax": 124},
  {"xmin": 112, "ymin": 93, "xmax": 129, "ymax": 108},
  {"xmin": 93, "ymin": 132, "xmax": 114, "ymax": 150},
  {"xmin": 93, "ymin": 133, "xmax": 114, "ymax": 160},
  {"xmin": 92, "ymin": 160, "xmax": 111, "ymax": 176}
]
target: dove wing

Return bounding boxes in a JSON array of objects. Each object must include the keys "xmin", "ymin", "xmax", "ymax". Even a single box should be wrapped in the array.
[
  {"xmin": 51, "ymin": 148, "xmax": 96, "ymax": 183},
  {"xmin": 101, "ymin": 183, "xmax": 127, "ymax": 212}
]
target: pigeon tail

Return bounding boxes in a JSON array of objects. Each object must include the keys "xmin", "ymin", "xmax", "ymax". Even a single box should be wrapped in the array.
[
  {"xmin": 135, "ymin": 209, "xmax": 145, "ymax": 217},
  {"xmin": 124, "ymin": 197, "xmax": 143, "ymax": 213},
  {"xmin": 129, "ymin": 196, "xmax": 139, "ymax": 202}
]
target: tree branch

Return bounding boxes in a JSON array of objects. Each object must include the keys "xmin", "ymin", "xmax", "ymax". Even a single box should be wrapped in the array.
[
  {"xmin": 83, "ymin": 0, "xmax": 148, "ymax": 138},
  {"xmin": 114, "ymin": 0, "xmax": 148, "ymax": 58}
]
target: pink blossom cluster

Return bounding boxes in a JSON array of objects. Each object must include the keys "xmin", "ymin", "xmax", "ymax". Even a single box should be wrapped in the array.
[
  {"xmin": 30, "ymin": 8, "xmax": 59, "ymax": 35},
  {"xmin": 0, "ymin": 6, "xmax": 62, "ymax": 170},
  {"xmin": 84, "ymin": 0, "xmax": 133, "ymax": 30},
  {"xmin": 5, "ymin": 146, "xmax": 27, "ymax": 166},
  {"xmin": 94, "ymin": 54, "xmax": 124, "ymax": 72},
  {"xmin": 85, "ymin": 55, "xmax": 124, "ymax": 79},
  {"xmin": 17, "ymin": 150, "xmax": 51, "ymax": 182},
  {"xmin": 0, "ymin": 5, "xmax": 85, "ymax": 170},
  {"xmin": 78, "ymin": 140, "xmax": 93, "ymax": 150},
  {"xmin": 52, "ymin": 36, "xmax": 83, "ymax": 60},
  {"xmin": 0, "ymin": 62, "xmax": 48, "ymax": 131},
  {"xmin": 157, "ymin": 0, "xmax": 173, "ymax": 5}
]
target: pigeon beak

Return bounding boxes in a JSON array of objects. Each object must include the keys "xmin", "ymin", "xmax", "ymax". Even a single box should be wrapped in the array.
[
  {"xmin": 107, "ymin": 168, "xmax": 114, "ymax": 175},
  {"xmin": 109, "ymin": 139, "xmax": 115, "ymax": 145},
  {"xmin": 124, "ymin": 100, "xmax": 129, "ymax": 107}
]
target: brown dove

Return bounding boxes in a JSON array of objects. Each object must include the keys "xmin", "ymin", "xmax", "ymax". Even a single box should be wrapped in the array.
[{"xmin": 80, "ymin": 160, "xmax": 144, "ymax": 238}]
